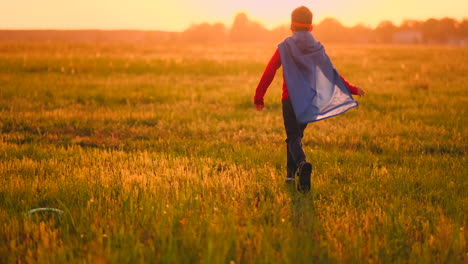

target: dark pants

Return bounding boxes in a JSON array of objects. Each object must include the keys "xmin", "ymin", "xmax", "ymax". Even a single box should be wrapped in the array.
[{"xmin": 282, "ymin": 98, "xmax": 307, "ymax": 175}]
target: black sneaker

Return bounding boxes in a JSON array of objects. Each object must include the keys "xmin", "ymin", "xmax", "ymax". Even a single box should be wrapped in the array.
[{"xmin": 297, "ymin": 161, "xmax": 312, "ymax": 193}]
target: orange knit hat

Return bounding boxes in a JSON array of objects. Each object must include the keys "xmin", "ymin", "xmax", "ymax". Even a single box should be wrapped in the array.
[{"xmin": 291, "ymin": 6, "xmax": 313, "ymax": 31}]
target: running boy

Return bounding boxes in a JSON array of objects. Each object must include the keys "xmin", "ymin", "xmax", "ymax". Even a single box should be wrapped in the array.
[{"xmin": 254, "ymin": 6, "xmax": 365, "ymax": 193}]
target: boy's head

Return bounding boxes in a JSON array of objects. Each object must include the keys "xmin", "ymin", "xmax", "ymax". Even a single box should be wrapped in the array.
[{"xmin": 291, "ymin": 6, "xmax": 313, "ymax": 32}]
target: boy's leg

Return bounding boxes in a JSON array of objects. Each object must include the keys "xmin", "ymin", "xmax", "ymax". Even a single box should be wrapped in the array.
[
  {"xmin": 282, "ymin": 98, "xmax": 312, "ymax": 192},
  {"xmin": 282, "ymin": 98, "xmax": 307, "ymax": 172},
  {"xmin": 286, "ymin": 147, "xmax": 297, "ymax": 183}
]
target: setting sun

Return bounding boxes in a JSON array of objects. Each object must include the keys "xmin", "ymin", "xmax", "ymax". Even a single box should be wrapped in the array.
[{"xmin": 1, "ymin": 0, "xmax": 467, "ymax": 30}]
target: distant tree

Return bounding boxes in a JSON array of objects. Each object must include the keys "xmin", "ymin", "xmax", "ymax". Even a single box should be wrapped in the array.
[
  {"xmin": 457, "ymin": 19, "xmax": 468, "ymax": 38},
  {"xmin": 421, "ymin": 18, "xmax": 457, "ymax": 43},
  {"xmin": 375, "ymin": 21, "xmax": 397, "ymax": 43},
  {"xmin": 400, "ymin": 20, "xmax": 423, "ymax": 31},
  {"xmin": 421, "ymin": 18, "xmax": 439, "ymax": 42},
  {"xmin": 231, "ymin": 13, "xmax": 248, "ymax": 32},
  {"xmin": 269, "ymin": 25, "xmax": 290, "ymax": 43},
  {"xmin": 349, "ymin": 24, "xmax": 374, "ymax": 43},
  {"xmin": 182, "ymin": 22, "xmax": 227, "ymax": 43},
  {"xmin": 314, "ymin": 18, "xmax": 349, "ymax": 43},
  {"xmin": 229, "ymin": 12, "xmax": 269, "ymax": 42},
  {"xmin": 439, "ymin": 17, "xmax": 458, "ymax": 41}
]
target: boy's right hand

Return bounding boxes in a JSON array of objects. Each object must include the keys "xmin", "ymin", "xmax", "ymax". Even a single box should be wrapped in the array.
[{"xmin": 255, "ymin": 104, "xmax": 264, "ymax": 111}]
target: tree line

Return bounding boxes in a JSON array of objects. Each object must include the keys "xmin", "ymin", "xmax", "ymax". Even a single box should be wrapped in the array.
[
  {"xmin": 182, "ymin": 13, "xmax": 468, "ymax": 45},
  {"xmin": 0, "ymin": 13, "xmax": 466, "ymax": 45}
]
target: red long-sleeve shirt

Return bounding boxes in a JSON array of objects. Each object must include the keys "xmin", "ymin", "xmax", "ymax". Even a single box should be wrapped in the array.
[{"xmin": 254, "ymin": 48, "xmax": 359, "ymax": 105}]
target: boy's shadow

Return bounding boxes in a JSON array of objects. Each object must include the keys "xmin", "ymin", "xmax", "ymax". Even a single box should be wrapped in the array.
[
  {"xmin": 284, "ymin": 182, "xmax": 327, "ymax": 261},
  {"xmin": 286, "ymin": 182, "xmax": 316, "ymax": 226}
]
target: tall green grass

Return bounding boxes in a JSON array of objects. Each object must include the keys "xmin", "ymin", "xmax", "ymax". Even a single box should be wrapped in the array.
[{"xmin": 0, "ymin": 43, "xmax": 466, "ymax": 263}]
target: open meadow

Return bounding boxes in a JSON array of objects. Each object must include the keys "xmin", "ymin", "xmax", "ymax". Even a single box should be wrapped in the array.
[{"xmin": 0, "ymin": 42, "xmax": 467, "ymax": 263}]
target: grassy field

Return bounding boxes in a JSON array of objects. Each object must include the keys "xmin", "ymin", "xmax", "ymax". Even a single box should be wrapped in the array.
[{"xmin": 0, "ymin": 42, "xmax": 467, "ymax": 263}]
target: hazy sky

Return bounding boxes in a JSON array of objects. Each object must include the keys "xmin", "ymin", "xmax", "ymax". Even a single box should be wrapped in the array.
[{"xmin": 1, "ymin": 0, "xmax": 466, "ymax": 31}]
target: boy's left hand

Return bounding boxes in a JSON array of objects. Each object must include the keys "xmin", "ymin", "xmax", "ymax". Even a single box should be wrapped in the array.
[
  {"xmin": 356, "ymin": 87, "xmax": 366, "ymax": 96},
  {"xmin": 255, "ymin": 104, "xmax": 264, "ymax": 111}
]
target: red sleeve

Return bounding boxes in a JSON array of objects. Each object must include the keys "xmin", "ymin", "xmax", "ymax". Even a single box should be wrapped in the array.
[
  {"xmin": 340, "ymin": 74, "xmax": 359, "ymax": 95},
  {"xmin": 254, "ymin": 48, "xmax": 282, "ymax": 105}
]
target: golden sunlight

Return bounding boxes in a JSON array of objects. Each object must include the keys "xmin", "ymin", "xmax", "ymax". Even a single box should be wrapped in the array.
[{"xmin": 0, "ymin": 0, "xmax": 467, "ymax": 30}]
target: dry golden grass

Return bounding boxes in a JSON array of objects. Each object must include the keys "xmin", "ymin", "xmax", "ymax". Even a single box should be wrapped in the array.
[{"xmin": 0, "ymin": 42, "xmax": 467, "ymax": 263}]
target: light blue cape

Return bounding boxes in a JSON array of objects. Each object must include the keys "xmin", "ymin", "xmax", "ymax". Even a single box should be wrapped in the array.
[{"xmin": 278, "ymin": 32, "xmax": 358, "ymax": 124}]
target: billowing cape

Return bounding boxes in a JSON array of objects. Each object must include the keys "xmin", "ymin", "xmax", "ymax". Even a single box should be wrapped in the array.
[{"xmin": 278, "ymin": 32, "xmax": 358, "ymax": 124}]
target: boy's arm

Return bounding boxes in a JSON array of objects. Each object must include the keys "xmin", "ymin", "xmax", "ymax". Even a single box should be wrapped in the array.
[
  {"xmin": 340, "ymin": 74, "xmax": 366, "ymax": 96},
  {"xmin": 254, "ymin": 49, "xmax": 282, "ymax": 107}
]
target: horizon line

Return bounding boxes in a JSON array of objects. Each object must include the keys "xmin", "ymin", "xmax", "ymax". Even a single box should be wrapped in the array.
[{"xmin": 1, "ymin": 14, "xmax": 467, "ymax": 32}]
